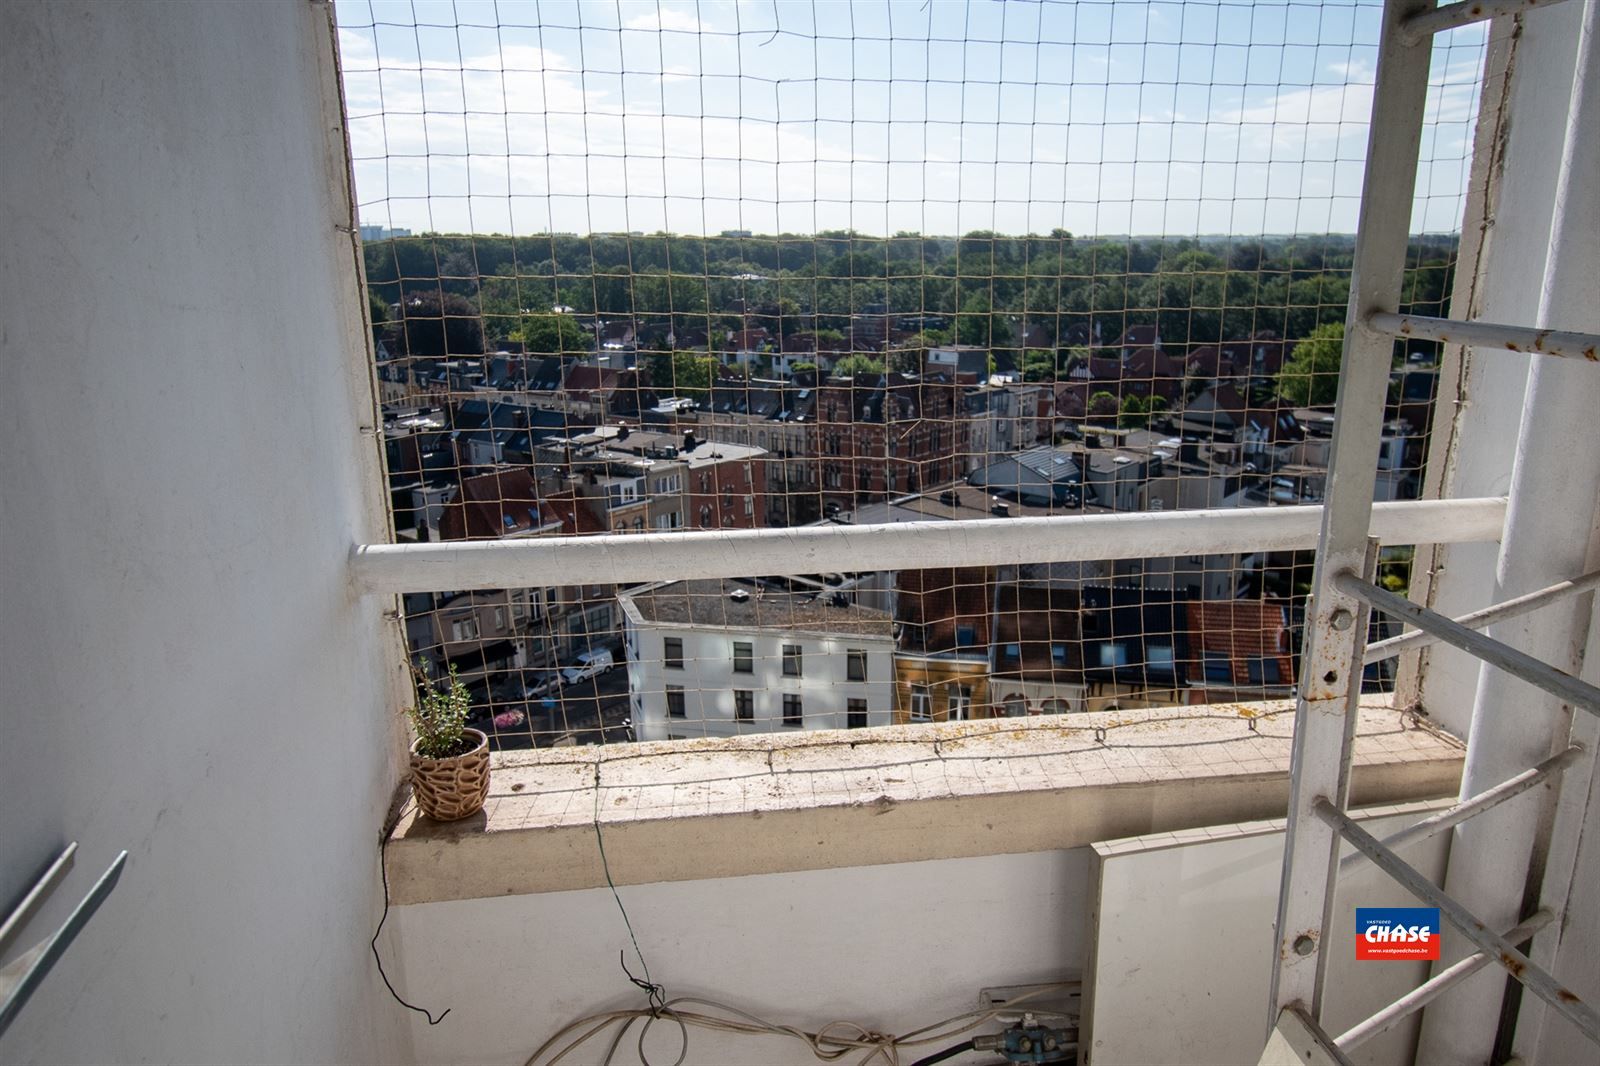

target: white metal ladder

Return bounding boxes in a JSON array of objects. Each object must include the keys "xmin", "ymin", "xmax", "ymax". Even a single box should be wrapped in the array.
[{"xmin": 1261, "ymin": 1, "xmax": 1600, "ymax": 1062}]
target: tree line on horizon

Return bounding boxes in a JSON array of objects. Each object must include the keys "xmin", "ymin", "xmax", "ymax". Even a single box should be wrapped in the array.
[{"xmin": 365, "ymin": 230, "xmax": 1457, "ymax": 392}]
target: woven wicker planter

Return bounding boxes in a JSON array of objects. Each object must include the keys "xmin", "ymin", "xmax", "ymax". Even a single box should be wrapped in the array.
[{"xmin": 409, "ymin": 728, "xmax": 490, "ymax": 821}]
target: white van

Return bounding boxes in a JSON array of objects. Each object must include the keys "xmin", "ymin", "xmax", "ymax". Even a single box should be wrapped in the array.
[{"xmin": 559, "ymin": 648, "xmax": 616, "ymax": 687}]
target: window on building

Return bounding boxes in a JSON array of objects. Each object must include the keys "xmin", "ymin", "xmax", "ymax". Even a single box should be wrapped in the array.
[
  {"xmin": 1002, "ymin": 694, "xmax": 1029, "ymax": 717},
  {"xmin": 948, "ymin": 685, "xmax": 972, "ymax": 720},
  {"xmin": 782, "ymin": 644, "xmax": 802, "ymax": 677},
  {"xmin": 1247, "ymin": 657, "xmax": 1282, "ymax": 684},
  {"xmin": 910, "ymin": 684, "xmax": 932, "ymax": 721},
  {"xmin": 846, "ymin": 649, "xmax": 867, "ymax": 682},
  {"xmin": 666, "ymin": 685, "xmax": 685, "ymax": 717},
  {"xmin": 1203, "ymin": 651, "xmax": 1234, "ymax": 683},
  {"xmin": 744, "ymin": 495, "xmax": 754, "ymax": 515},
  {"xmin": 1099, "ymin": 643, "xmax": 1129, "ymax": 668},
  {"xmin": 734, "ymin": 690, "xmax": 754, "ymax": 722},
  {"xmin": 1051, "ymin": 644, "xmax": 1068, "ymax": 665},
  {"xmin": 492, "ymin": 606, "xmax": 506, "ymax": 629},
  {"xmin": 1146, "ymin": 643, "xmax": 1175, "ymax": 672},
  {"xmin": 732, "ymin": 640, "xmax": 753, "ymax": 674},
  {"xmin": 450, "ymin": 616, "xmax": 479, "ymax": 642},
  {"xmin": 847, "ymin": 700, "xmax": 868, "ymax": 729},
  {"xmin": 664, "ymin": 637, "xmax": 683, "ymax": 670},
  {"xmin": 1001, "ymin": 643, "xmax": 1021, "ymax": 662},
  {"xmin": 955, "ymin": 624, "xmax": 977, "ymax": 647},
  {"xmin": 782, "ymin": 694, "xmax": 802, "ymax": 727}
]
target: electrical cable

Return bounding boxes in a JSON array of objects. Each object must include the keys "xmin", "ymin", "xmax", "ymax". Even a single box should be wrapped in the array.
[
  {"xmin": 371, "ymin": 826, "xmax": 451, "ymax": 1025},
  {"xmin": 525, "ymin": 984, "xmax": 1078, "ymax": 1066},
  {"xmin": 909, "ymin": 1040, "xmax": 975, "ymax": 1066}
]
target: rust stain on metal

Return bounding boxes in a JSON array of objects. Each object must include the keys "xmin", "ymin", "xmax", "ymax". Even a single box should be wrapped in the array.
[
  {"xmin": 1280, "ymin": 928, "xmax": 1320, "ymax": 961},
  {"xmin": 1500, "ymin": 952, "xmax": 1526, "ymax": 977},
  {"xmin": 1558, "ymin": 988, "xmax": 1580, "ymax": 1003}
]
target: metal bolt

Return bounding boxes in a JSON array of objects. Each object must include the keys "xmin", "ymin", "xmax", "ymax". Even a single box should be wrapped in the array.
[
  {"xmin": 1294, "ymin": 934, "xmax": 1317, "ymax": 956},
  {"xmin": 1018, "ymin": 1037, "xmax": 1033, "ymax": 1053},
  {"xmin": 1045, "ymin": 1036, "xmax": 1059, "ymax": 1051},
  {"xmin": 1329, "ymin": 608, "xmax": 1355, "ymax": 631}
]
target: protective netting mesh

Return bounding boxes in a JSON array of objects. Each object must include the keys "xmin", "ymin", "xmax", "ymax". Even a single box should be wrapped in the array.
[{"xmin": 335, "ymin": 0, "xmax": 1485, "ymax": 749}]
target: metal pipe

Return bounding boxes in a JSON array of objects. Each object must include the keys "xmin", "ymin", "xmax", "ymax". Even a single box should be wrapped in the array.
[
  {"xmin": 1313, "ymin": 800, "xmax": 1600, "ymax": 1045},
  {"xmin": 1334, "ymin": 571, "xmax": 1600, "ymax": 715},
  {"xmin": 1364, "ymin": 568, "xmax": 1600, "ymax": 664},
  {"xmin": 0, "ymin": 844, "xmax": 76, "ymax": 958},
  {"xmin": 1335, "ymin": 909, "xmax": 1555, "ymax": 1050},
  {"xmin": 350, "ymin": 497, "xmax": 1508, "ymax": 596},
  {"xmin": 1339, "ymin": 745, "xmax": 1585, "ymax": 872},
  {"xmin": 0, "ymin": 851, "xmax": 126, "ymax": 1039},
  {"xmin": 1366, "ymin": 311, "xmax": 1598, "ymax": 361},
  {"xmin": 1401, "ymin": 0, "xmax": 1575, "ymax": 44},
  {"xmin": 1268, "ymin": 0, "xmax": 1439, "ymax": 1032},
  {"xmin": 1401, "ymin": 0, "xmax": 1574, "ymax": 43}
]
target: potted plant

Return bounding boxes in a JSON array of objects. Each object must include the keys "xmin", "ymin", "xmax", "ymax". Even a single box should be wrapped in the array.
[{"xmin": 407, "ymin": 663, "xmax": 490, "ymax": 821}]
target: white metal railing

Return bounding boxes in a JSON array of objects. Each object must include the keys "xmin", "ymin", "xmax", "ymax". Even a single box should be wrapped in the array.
[
  {"xmin": 350, "ymin": 497, "xmax": 1507, "ymax": 595},
  {"xmin": 1265, "ymin": 0, "xmax": 1600, "ymax": 1060}
]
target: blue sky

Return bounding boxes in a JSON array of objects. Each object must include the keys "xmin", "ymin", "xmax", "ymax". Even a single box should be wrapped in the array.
[{"xmin": 336, "ymin": 0, "xmax": 1486, "ymax": 237}]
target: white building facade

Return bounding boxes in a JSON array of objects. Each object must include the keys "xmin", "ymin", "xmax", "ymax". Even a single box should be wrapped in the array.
[{"xmin": 619, "ymin": 579, "xmax": 896, "ymax": 740}]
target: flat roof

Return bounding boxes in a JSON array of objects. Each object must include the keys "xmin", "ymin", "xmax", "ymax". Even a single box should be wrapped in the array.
[{"xmin": 624, "ymin": 577, "xmax": 894, "ymax": 636}]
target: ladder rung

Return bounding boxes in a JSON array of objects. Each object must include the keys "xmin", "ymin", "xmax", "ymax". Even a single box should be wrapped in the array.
[
  {"xmin": 1402, "ymin": 0, "xmax": 1575, "ymax": 45},
  {"xmin": 1364, "ymin": 568, "xmax": 1600, "ymax": 664},
  {"xmin": 1333, "ymin": 571, "xmax": 1600, "ymax": 715},
  {"xmin": 1334, "ymin": 909, "xmax": 1554, "ymax": 1051},
  {"xmin": 1339, "ymin": 745, "xmax": 1585, "ymax": 873},
  {"xmin": 1313, "ymin": 800, "xmax": 1600, "ymax": 1045},
  {"xmin": 1366, "ymin": 310, "xmax": 1599, "ymax": 362}
]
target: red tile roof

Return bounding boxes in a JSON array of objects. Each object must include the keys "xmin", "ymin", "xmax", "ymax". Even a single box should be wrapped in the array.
[
  {"xmin": 439, "ymin": 468, "xmax": 546, "ymax": 541},
  {"xmin": 1187, "ymin": 599, "xmax": 1295, "ymax": 685}
]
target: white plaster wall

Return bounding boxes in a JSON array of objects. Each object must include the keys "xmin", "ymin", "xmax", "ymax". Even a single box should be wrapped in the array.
[
  {"xmin": 627, "ymin": 619, "xmax": 895, "ymax": 739},
  {"xmin": 0, "ymin": 2, "xmax": 409, "ymax": 1062},
  {"xmin": 389, "ymin": 848, "xmax": 1092, "ymax": 1065},
  {"xmin": 1415, "ymin": 6, "xmax": 1581, "ymax": 737}
]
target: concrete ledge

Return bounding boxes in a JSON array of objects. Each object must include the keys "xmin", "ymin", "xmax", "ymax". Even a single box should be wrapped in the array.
[{"xmin": 385, "ymin": 698, "xmax": 1463, "ymax": 904}]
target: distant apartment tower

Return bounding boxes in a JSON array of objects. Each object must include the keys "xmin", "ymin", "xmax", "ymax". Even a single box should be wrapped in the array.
[
  {"xmin": 358, "ymin": 223, "xmax": 412, "ymax": 241},
  {"xmin": 620, "ymin": 578, "xmax": 895, "ymax": 740}
]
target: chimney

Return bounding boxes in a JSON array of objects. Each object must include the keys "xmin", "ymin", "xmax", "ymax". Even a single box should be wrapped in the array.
[
  {"xmin": 682, "ymin": 430, "xmax": 697, "ymax": 452},
  {"xmin": 617, "ymin": 423, "xmax": 631, "ymax": 442}
]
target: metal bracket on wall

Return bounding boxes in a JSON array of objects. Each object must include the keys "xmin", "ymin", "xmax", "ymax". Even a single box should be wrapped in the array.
[{"xmin": 0, "ymin": 843, "xmax": 127, "ymax": 1038}]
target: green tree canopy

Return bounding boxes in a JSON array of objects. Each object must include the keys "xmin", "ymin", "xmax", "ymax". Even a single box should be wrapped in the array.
[
  {"xmin": 645, "ymin": 352, "xmax": 716, "ymax": 397},
  {"xmin": 516, "ymin": 313, "xmax": 584, "ymax": 354},
  {"xmin": 833, "ymin": 353, "xmax": 886, "ymax": 378},
  {"xmin": 1119, "ymin": 394, "xmax": 1149, "ymax": 429},
  {"xmin": 1277, "ymin": 322, "xmax": 1346, "ymax": 407},
  {"xmin": 1022, "ymin": 349, "xmax": 1057, "ymax": 382},
  {"xmin": 389, "ymin": 290, "xmax": 484, "ymax": 357}
]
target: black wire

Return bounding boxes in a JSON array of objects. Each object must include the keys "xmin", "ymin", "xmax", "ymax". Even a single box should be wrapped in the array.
[
  {"xmin": 595, "ymin": 764, "xmax": 667, "ymax": 1016},
  {"xmin": 910, "ymin": 1039, "xmax": 975, "ymax": 1066},
  {"xmin": 371, "ymin": 833, "xmax": 451, "ymax": 1025}
]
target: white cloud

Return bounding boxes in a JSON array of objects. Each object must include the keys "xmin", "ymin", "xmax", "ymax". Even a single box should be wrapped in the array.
[
  {"xmin": 622, "ymin": 7, "xmax": 705, "ymax": 34},
  {"xmin": 337, "ymin": 5, "xmax": 1483, "ymax": 236}
]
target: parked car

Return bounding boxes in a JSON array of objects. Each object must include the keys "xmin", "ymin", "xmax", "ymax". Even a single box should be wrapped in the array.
[
  {"xmin": 523, "ymin": 672, "xmax": 561, "ymax": 699},
  {"xmin": 559, "ymin": 648, "xmax": 615, "ymax": 687}
]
